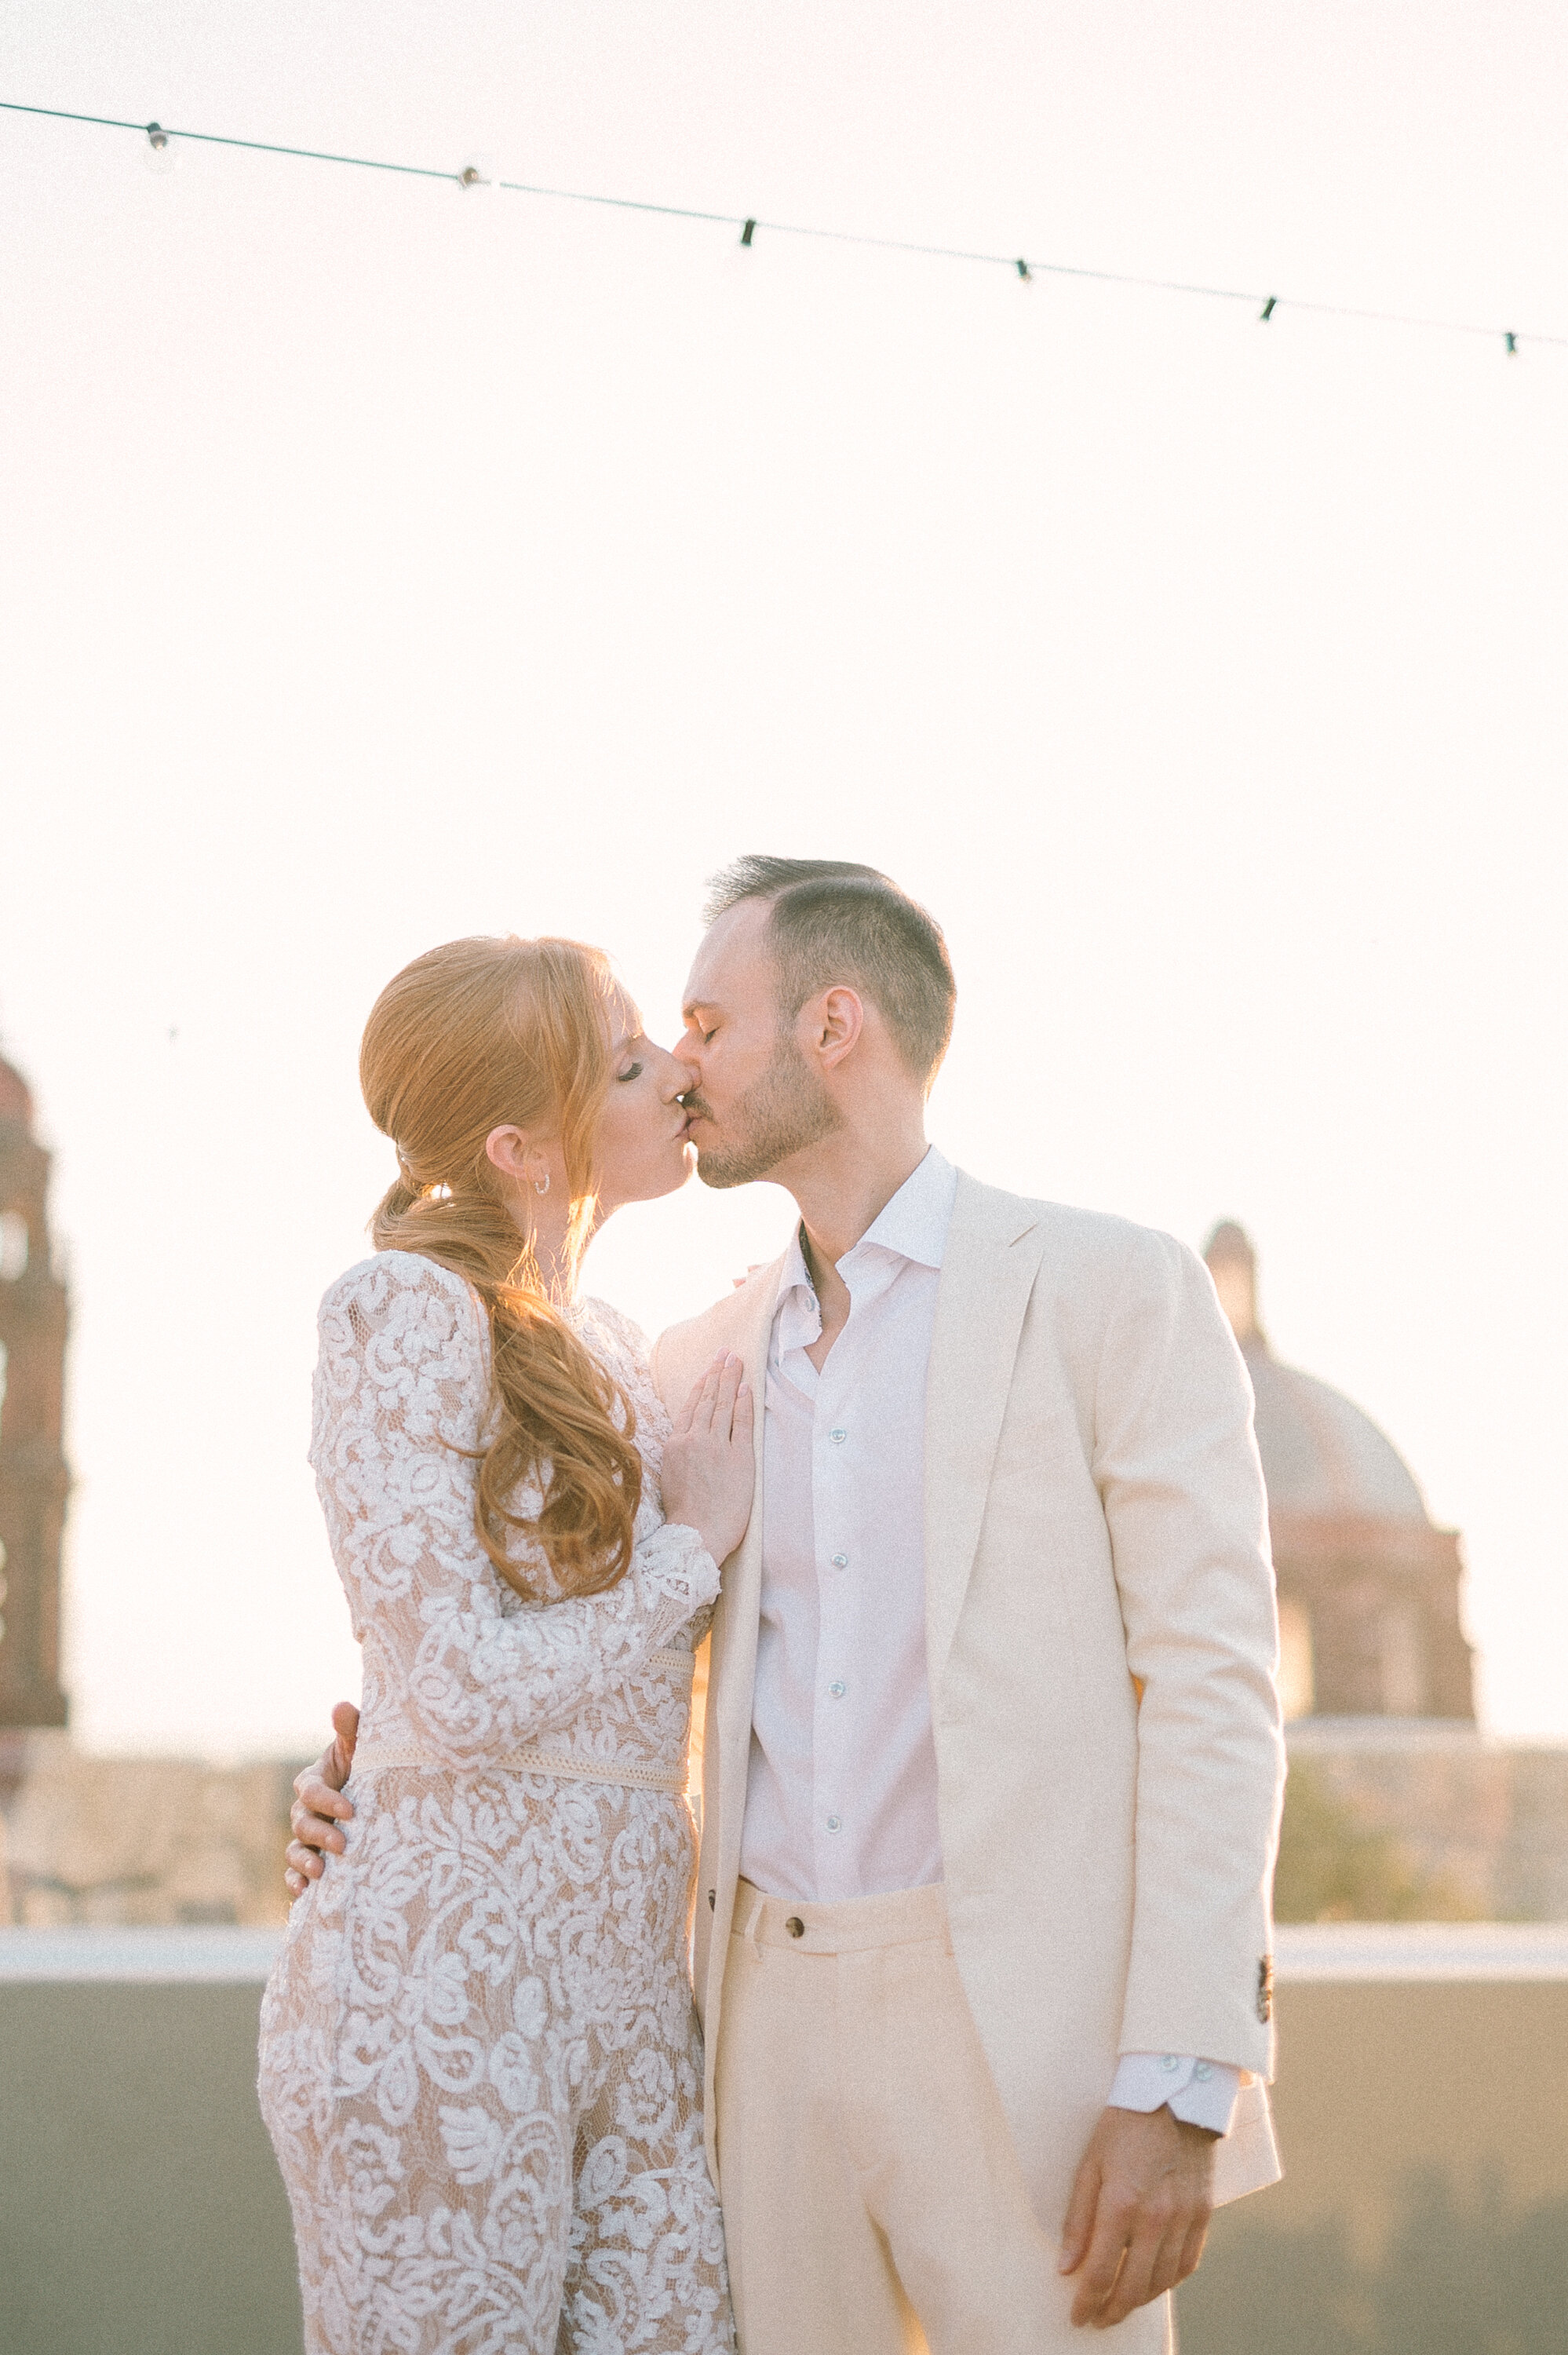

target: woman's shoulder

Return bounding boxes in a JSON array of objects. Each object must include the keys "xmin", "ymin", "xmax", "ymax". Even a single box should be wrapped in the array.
[
  {"xmin": 572, "ymin": 1294, "xmax": 651, "ymax": 1367},
  {"xmin": 317, "ymin": 1249, "xmax": 485, "ymax": 1338}
]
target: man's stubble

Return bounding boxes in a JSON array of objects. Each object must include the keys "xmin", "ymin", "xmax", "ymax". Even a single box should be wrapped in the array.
[{"xmin": 687, "ymin": 1031, "xmax": 841, "ymax": 1190}]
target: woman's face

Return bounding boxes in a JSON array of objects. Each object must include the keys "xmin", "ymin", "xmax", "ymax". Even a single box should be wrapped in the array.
[{"xmin": 589, "ymin": 1004, "xmax": 697, "ymax": 1212}]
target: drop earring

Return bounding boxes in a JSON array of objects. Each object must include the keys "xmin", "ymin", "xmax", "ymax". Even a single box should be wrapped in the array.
[{"xmin": 534, "ymin": 1173, "xmax": 551, "ymax": 1196}]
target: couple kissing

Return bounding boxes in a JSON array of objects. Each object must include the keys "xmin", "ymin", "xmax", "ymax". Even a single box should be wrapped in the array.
[{"xmin": 260, "ymin": 856, "xmax": 1285, "ymax": 2355}]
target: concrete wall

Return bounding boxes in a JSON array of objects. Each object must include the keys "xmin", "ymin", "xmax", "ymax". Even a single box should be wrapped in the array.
[
  {"xmin": 0, "ymin": 1930, "xmax": 300, "ymax": 2355},
  {"xmin": 1180, "ymin": 1926, "xmax": 1568, "ymax": 2354},
  {"xmin": 2, "ymin": 1924, "xmax": 1564, "ymax": 2355}
]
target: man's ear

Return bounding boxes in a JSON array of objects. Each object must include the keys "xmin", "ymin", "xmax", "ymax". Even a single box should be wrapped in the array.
[{"xmin": 812, "ymin": 984, "xmax": 866, "ymax": 1070}]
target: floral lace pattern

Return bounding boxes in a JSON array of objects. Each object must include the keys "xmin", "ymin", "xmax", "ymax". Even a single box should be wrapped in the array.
[{"xmin": 258, "ymin": 1252, "xmax": 733, "ymax": 2355}]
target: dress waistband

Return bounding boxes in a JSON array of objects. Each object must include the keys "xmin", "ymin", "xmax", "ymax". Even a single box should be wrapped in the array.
[
  {"xmin": 353, "ymin": 1746, "xmax": 689, "ymax": 1792},
  {"xmin": 731, "ymin": 1877, "xmax": 951, "ymax": 1955}
]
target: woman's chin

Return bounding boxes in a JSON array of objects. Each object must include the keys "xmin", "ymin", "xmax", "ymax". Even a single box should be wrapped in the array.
[{"xmin": 618, "ymin": 1141, "xmax": 698, "ymax": 1207}]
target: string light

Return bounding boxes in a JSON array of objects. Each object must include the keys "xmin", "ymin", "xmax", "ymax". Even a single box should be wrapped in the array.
[
  {"xmin": 143, "ymin": 118, "xmax": 176, "ymax": 176},
  {"xmin": 2, "ymin": 95, "xmax": 1562, "ymax": 356}
]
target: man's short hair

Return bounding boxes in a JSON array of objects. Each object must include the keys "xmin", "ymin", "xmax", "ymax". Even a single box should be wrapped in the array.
[{"xmin": 702, "ymin": 856, "xmax": 956, "ymax": 1088}]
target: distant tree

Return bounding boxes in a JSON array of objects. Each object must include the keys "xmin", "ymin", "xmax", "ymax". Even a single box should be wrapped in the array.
[{"xmin": 1273, "ymin": 1760, "xmax": 1480, "ymax": 1923}]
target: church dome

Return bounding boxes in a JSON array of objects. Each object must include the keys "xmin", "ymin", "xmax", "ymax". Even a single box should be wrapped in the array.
[
  {"xmin": 1204, "ymin": 1222, "xmax": 1473, "ymax": 1721},
  {"xmin": 1204, "ymin": 1221, "xmax": 1428, "ymax": 1524},
  {"xmin": 1241, "ymin": 1343, "xmax": 1428, "ymax": 1523},
  {"xmin": 0, "ymin": 1053, "xmax": 33, "ymax": 1128}
]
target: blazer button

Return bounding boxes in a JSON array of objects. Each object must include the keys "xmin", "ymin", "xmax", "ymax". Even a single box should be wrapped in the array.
[
  {"xmin": 785, "ymin": 1916, "xmax": 805, "ymax": 1939},
  {"xmin": 707, "ymin": 1890, "xmax": 716, "ymax": 1910}
]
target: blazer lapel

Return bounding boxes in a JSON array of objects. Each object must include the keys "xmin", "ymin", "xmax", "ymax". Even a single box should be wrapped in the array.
[
  {"xmin": 924, "ymin": 1173, "xmax": 1046, "ymax": 1687},
  {"xmin": 709, "ymin": 1253, "xmax": 786, "ymax": 1765}
]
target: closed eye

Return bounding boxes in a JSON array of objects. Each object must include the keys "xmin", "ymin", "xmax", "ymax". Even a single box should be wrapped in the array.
[{"xmin": 618, "ymin": 1061, "xmax": 644, "ymax": 1083}]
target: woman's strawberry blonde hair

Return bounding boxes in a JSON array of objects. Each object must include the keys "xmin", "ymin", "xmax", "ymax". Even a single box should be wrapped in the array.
[{"xmin": 359, "ymin": 935, "xmax": 641, "ymax": 1599}]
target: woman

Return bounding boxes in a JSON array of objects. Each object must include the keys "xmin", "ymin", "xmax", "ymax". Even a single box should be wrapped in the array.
[{"xmin": 257, "ymin": 934, "xmax": 753, "ymax": 2355}]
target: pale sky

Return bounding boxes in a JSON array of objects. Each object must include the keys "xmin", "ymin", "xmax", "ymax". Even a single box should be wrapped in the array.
[{"xmin": 2, "ymin": 1, "xmax": 1565, "ymax": 1755}]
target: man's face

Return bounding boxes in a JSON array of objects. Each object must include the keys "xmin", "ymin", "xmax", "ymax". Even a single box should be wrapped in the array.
[{"xmin": 679, "ymin": 898, "xmax": 841, "ymax": 1188}]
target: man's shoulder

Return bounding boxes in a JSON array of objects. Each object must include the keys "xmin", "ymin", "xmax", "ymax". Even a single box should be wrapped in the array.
[
  {"xmin": 651, "ymin": 1255, "xmax": 787, "ymax": 1403},
  {"xmin": 955, "ymin": 1170, "xmax": 1193, "ymax": 1289}
]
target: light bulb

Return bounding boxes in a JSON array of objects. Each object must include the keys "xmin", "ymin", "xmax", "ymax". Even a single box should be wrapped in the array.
[
  {"xmin": 457, "ymin": 152, "xmax": 497, "ymax": 195},
  {"xmin": 726, "ymin": 217, "xmax": 762, "ymax": 280},
  {"xmin": 144, "ymin": 121, "xmax": 177, "ymax": 176}
]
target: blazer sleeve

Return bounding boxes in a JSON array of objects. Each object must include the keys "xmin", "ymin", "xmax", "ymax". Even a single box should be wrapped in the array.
[{"xmin": 1092, "ymin": 1229, "xmax": 1285, "ymax": 2076}]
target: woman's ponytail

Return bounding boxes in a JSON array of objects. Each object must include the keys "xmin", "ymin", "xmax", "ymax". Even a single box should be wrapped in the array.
[{"xmin": 357, "ymin": 936, "xmax": 642, "ymax": 1601}]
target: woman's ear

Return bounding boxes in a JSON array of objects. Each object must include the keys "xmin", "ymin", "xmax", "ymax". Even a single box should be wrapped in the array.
[{"xmin": 485, "ymin": 1125, "xmax": 534, "ymax": 1185}]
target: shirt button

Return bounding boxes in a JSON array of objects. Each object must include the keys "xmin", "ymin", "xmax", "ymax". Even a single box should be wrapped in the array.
[
  {"xmin": 785, "ymin": 1916, "xmax": 805, "ymax": 1939},
  {"xmin": 1194, "ymin": 2062, "xmax": 1213, "ymax": 2081},
  {"xmin": 826, "ymin": 1816, "xmax": 841, "ymax": 1832},
  {"xmin": 829, "ymin": 1680, "xmax": 846, "ymax": 1698},
  {"xmin": 1161, "ymin": 2055, "xmax": 1180, "ymax": 2073},
  {"xmin": 830, "ymin": 1429, "xmax": 848, "ymax": 1444},
  {"xmin": 831, "ymin": 1551, "xmax": 848, "ymax": 1568}
]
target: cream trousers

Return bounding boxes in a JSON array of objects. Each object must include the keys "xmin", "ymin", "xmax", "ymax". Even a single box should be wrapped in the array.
[{"xmin": 713, "ymin": 1880, "xmax": 1171, "ymax": 2355}]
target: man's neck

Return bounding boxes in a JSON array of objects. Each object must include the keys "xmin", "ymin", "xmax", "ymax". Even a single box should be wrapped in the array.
[
  {"xmin": 786, "ymin": 1128, "xmax": 930, "ymax": 1276},
  {"xmin": 781, "ymin": 1128, "xmax": 927, "ymax": 1371}
]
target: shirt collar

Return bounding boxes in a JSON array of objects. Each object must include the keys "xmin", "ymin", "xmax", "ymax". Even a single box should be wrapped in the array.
[
  {"xmin": 853, "ymin": 1145, "xmax": 957, "ymax": 1272},
  {"xmin": 778, "ymin": 1144, "xmax": 957, "ymax": 1302}
]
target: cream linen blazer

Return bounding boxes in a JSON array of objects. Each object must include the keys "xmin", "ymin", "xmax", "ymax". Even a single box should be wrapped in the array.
[{"xmin": 651, "ymin": 1171, "xmax": 1286, "ymax": 2224}]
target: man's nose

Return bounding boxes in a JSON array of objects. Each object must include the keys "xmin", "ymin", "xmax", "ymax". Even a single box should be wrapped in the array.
[{"xmin": 662, "ymin": 1045, "xmax": 698, "ymax": 1097}]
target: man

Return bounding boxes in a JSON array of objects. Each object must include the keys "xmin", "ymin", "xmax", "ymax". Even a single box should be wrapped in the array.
[{"xmin": 291, "ymin": 858, "xmax": 1285, "ymax": 2352}]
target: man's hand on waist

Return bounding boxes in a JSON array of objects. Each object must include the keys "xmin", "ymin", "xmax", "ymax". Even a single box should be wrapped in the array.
[{"xmin": 283, "ymin": 1702, "xmax": 359, "ymax": 1897}]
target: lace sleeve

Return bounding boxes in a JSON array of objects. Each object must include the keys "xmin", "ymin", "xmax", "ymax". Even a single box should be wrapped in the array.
[{"xmin": 311, "ymin": 1253, "xmax": 720, "ymax": 1764}]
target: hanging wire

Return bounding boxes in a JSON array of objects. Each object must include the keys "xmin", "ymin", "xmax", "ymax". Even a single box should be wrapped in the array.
[{"xmin": 2, "ymin": 96, "xmax": 1562, "ymax": 354}]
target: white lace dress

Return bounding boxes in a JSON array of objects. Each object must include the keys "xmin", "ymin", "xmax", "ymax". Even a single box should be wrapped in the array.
[{"xmin": 257, "ymin": 1251, "xmax": 734, "ymax": 2355}]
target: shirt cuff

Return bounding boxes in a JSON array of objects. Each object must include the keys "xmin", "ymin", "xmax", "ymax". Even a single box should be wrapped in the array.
[{"xmin": 1107, "ymin": 2052, "xmax": 1241, "ymax": 2137}]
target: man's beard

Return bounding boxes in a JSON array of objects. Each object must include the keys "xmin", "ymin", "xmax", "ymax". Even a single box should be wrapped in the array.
[{"xmin": 687, "ymin": 1033, "xmax": 841, "ymax": 1189}]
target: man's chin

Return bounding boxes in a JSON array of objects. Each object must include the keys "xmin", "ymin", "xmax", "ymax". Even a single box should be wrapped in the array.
[{"xmin": 692, "ymin": 1144, "xmax": 752, "ymax": 1192}]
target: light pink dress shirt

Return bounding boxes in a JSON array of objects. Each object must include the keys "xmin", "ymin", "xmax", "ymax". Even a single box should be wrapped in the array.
[{"xmin": 738, "ymin": 1146, "xmax": 1241, "ymax": 2137}]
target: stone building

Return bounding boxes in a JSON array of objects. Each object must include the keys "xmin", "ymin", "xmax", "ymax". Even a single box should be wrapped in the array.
[
  {"xmin": 1203, "ymin": 1221, "xmax": 1475, "ymax": 1724},
  {"xmin": 1205, "ymin": 1222, "xmax": 1567, "ymax": 1921},
  {"xmin": 0, "ymin": 1049, "xmax": 295, "ymax": 1925},
  {"xmin": 0, "ymin": 1052, "xmax": 71, "ymax": 1748}
]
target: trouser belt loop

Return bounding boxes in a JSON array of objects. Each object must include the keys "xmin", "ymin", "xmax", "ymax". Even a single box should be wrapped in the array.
[{"xmin": 731, "ymin": 1879, "xmax": 765, "ymax": 1962}]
